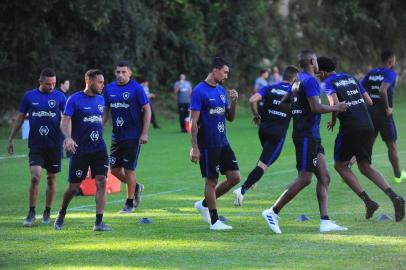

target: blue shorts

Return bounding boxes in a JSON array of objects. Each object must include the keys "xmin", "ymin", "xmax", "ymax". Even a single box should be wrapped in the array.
[
  {"xmin": 69, "ymin": 149, "xmax": 108, "ymax": 183},
  {"xmin": 109, "ymin": 139, "xmax": 141, "ymax": 171},
  {"xmin": 258, "ymin": 132, "xmax": 285, "ymax": 166},
  {"xmin": 199, "ymin": 145, "xmax": 239, "ymax": 179},
  {"xmin": 293, "ymin": 137, "xmax": 323, "ymax": 172}
]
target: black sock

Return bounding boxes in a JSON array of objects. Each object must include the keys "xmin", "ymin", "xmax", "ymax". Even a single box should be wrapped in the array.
[
  {"xmin": 29, "ymin": 206, "xmax": 35, "ymax": 213},
  {"xmin": 209, "ymin": 209, "xmax": 218, "ymax": 225},
  {"xmin": 202, "ymin": 199, "xmax": 208, "ymax": 207},
  {"xmin": 320, "ymin": 215, "xmax": 330, "ymax": 220},
  {"xmin": 44, "ymin": 207, "xmax": 51, "ymax": 214},
  {"xmin": 358, "ymin": 191, "xmax": 373, "ymax": 204},
  {"xmin": 126, "ymin": 198, "xmax": 134, "ymax": 207},
  {"xmin": 385, "ymin": 188, "xmax": 398, "ymax": 201},
  {"xmin": 135, "ymin": 183, "xmax": 140, "ymax": 193},
  {"xmin": 59, "ymin": 208, "xmax": 67, "ymax": 216},
  {"xmin": 241, "ymin": 166, "xmax": 264, "ymax": 195},
  {"xmin": 272, "ymin": 207, "xmax": 280, "ymax": 215},
  {"xmin": 95, "ymin": 213, "xmax": 103, "ymax": 225}
]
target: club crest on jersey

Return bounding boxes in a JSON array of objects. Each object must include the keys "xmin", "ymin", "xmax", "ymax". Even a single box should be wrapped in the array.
[
  {"xmin": 109, "ymin": 156, "xmax": 116, "ymax": 165},
  {"xmin": 123, "ymin": 92, "xmax": 130, "ymax": 100},
  {"xmin": 38, "ymin": 126, "xmax": 49, "ymax": 136},
  {"xmin": 98, "ymin": 105, "xmax": 104, "ymax": 113},
  {"xmin": 220, "ymin": 95, "xmax": 226, "ymax": 104},
  {"xmin": 48, "ymin": 100, "xmax": 56, "ymax": 108},
  {"xmin": 75, "ymin": 170, "xmax": 83, "ymax": 178},
  {"xmin": 313, "ymin": 158, "xmax": 318, "ymax": 167}
]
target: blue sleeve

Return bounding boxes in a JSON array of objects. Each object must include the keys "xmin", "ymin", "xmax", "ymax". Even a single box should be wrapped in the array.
[
  {"xmin": 59, "ymin": 94, "xmax": 67, "ymax": 111},
  {"xmin": 303, "ymin": 77, "xmax": 320, "ymax": 97},
  {"xmin": 136, "ymin": 84, "xmax": 149, "ymax": 106},
  {"xmin": 103, "ymin": 87, "xmax": 110, "ymax": 107},
  {"xmin": 254, "ymin": 78, "xmax": 261, "ymax": 90},
  {"xmin": 383, "ymin": 70, "xmax": 396, "ymax": 85},
  {"xmin": 321, "ymin": 80, "xmax": 336, "ymax": 96},
  {"xmin": 258, "ymin": 86, "xmax": 267, "ymax": 97},
  {"xmin": 190, "ymin": 88, "xmax": 202, "ymax": 111},
  {"xmin": 357, "ymin": 81, "xmax": 366, "ymax": 94},
  {"xmin": 64, "ymin": 96, "xmax": 75, "ymax": 117},
  {"xmin": 18, "ymin": 92, "xmax": 30, "ymax": 113},
  {"xmin": 360, "ymin": 74, "xmax": 368, "ymax": 88}
]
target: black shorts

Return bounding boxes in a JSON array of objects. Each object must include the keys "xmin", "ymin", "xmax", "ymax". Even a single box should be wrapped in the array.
[
  {"xmin": 334, "ymin": 129, "xmax": 374, "ymax": 164},
  {"xmin": 68, "ymin": 149, "xmax": 109, "ymax": 183},
  {"xmin": 258, "ymin": 132, "xmax": 285, "ymax": 166},
  {"xmin": 371, "ymin": 114, "xmax": 397, "ymax": 142},
  {"xmin": 29, "ymin": 147, "xmax": 62, "ymax": 173},
  {"xmin": 199, "ymin": 145, "xmax": 239, "ymax": 179},
  {"xmin": 109, "ymin": 139, "xmax": 141, "ymax": 171},
  {"xmin": 293, "ymin": 137, "xmax": 323, "ymax": 172}
]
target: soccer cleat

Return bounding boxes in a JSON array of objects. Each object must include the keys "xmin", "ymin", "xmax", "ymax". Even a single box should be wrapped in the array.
[
  {"xmin": 233, "ymin": 187, "xmax": 244, "ymax": 207},
  {"xmin": 194, "ymin": 200, "xmax": 211, "ymax": 224},
  {"xmin": 119, "ymin": 204, "xmax": 135, "ymax": 214},
  {"xmin": 42, "ymin": 211, "xmax": 51, "ymax": 224},
  {"xmin": 393, "ymin": 196, "xmax": 405, "ymax": 222},
  {"xmin": 394, "ymin": 176, "xmax": 403, "ymax": 184},
  {"xmin": 23, "ymin": 210, "xmax": 36, "ymax": 227},
  {"xmin": 133, "ymin": 183, "xmax": 144, "ymax": 208},
  {"xmin": 320, "ymin": 220, "xmax": 348, "ymax": 233},
  {"xmin": 210, "ymin": 220, "xmax": 232, "ymax": 230},
  {"xmin": 365, "ymin": 201, "xmax": 379, "ymax": 219},
  {"xmin": 262, "ymin": 208, "xmax": 281, "ymax": 234},
  {"xmin": 54, "ymin": 212, "xmax": 65, "ymax": 230},
  {"xmin": 93, "ymin": 222, "xmax": 112, "ymax": 231}
]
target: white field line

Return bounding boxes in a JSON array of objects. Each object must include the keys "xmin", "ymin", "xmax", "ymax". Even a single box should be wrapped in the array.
[{"xmin": 0, "ymin": 154, "xmax": 26, "ymax": 160}]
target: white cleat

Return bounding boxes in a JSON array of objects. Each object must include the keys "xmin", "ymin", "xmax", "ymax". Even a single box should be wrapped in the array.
[
  {"xmin": 233, "ymin": 187, "xmax": 244, "ymax": 207},
  {"xmin": 262, "ymin": 208, "xmax": 282, "ymax": 234},
  {"xmin": 194, "ymin": 200, "xmax": 211, "ymax": 224},
  {"xmin": 210, "ymin": 220, "xmax": 232, "ymax": 231},
  {"xmin": 319, "ymin": 220, "xmax": 348, "ymax": 233}
]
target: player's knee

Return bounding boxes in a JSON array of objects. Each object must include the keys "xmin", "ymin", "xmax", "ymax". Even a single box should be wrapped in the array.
[
  {"xmin": 357, "ymin": 162, "xmax": 371, "ymax": 175},
  {"xmin": 299, "ymin": 175, "xmax": 312, "ymax": 186},
  {"xmin": 95, "ymin": 176, "xmax": 107, "ymax": 188},
  {"xmin": 228, "ymin": 174, "xmax": 240, "ymax": 185},
  {"xmin": 31, "ymin": 175, "xmax": 41, "ymax": 185}
]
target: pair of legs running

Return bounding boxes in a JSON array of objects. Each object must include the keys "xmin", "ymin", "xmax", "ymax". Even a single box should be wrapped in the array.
[
  {"xmin": 111, "ymin": 167, "xmax": 143, "ymax": 213},
  {"xmin": 195, "ymin": 170, "xmax": 240, "ymax": 230}
]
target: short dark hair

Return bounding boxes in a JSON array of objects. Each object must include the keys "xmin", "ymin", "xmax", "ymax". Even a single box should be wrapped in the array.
[
  {"xmin": 211, "ymin": 57, "xmax": 229, "ymax": 70},
  {"xmin": 39, "ymin": 68, "xmax": 56, "ymax": 80},
  {"xmin": 59, "ymin": 78, "xmax": 69, "ymax": 85},
  {"xmin": 259, "ymin": 69, "xmax": 268, "ymax": 76},
  {"xmin": 116, "ymin": 60, "xmax": 131, "ymax": 69},
  {"xmin": 85, "ymin": 69, "xmax": 103, "ymax": 80},
  {"xmin": 317, "ymin": 56, "xmax": 336, "ymax": 72},
  {"xmin": 298, "ymin": 49, "xmax": 316, "ymax": 69},
  {"xmin": 381, "ymin": 50, "xmax": 395, "ymax": 63},
  {"xmin": 282, "ymin": 65, "xmax": 299, "ymax": 81}
]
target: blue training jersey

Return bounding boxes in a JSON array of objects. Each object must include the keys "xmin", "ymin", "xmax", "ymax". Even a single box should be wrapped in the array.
[
  {"xmin": 291, "ymin": 72, "xmax": 321, "ymax": 139},
  {"xmin": 322, "ymin": 73, "xmax": 373, "ymax": 133},
  {"xmin": 64, "ymin": 91, "xmax": 106, "ymax": 155},
  {"xmin": 104, "ymin": 80, "xmax": 149, "ymax": 142},
  {"xmin": 18, "ymin": 89, "xmax": 66, "ymax": 149},
  {"xmin": 190, "ymin": 81, "xmax": 229, "ymax": 149},
  {"xmin": 258, "ymin": 82, "xmax": 292, "ymax": 137},
  {"xmin": 361, "ymin": 67, "xmax": 397, "ymax": 112}
]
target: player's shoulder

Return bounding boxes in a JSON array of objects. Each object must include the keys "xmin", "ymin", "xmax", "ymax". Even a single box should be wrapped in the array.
[
  {"xmin": 104, "ymin": 81, "xmax": 116, "ymax": 91},
  {"xmin": 193, "ymin": 81, "xmax": 207, "ymax": 92},
  {"xmin": 23, "ymin": 88, "xmax": 38, "ymax": 97},
  {"xmin": 382, "ymin": 67, "xmax": 396, "ymax": 77}
]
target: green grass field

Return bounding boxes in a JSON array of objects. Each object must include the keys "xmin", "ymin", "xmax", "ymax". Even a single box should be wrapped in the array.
[{"xmin": 1, "ymin": 96, "xmax": 406, "ymax": 270}]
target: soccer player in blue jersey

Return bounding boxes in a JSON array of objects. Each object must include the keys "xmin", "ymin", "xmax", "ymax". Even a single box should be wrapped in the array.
[
  {"xmin": 262, "ymin": 50, "xmax": 348, "ymax": 234},
  {"xmin": 54, "ymin": 69, "xmax": 111, "ymax": 231},
  {"xmin": 318, "ymin": 56, "xmax": 405, "ymax": 222},
  {"xmin": 8, "ymin": 68, "xmax": 66, "ymax": 226},
  {"xmin": 233, "ymin": 66, "xmax": 298, "ymax": 206},
  {"xmin": 190, "ymin": 57, "xmax": 240, "ymax": 230},
  {"xmin": 103, "ymin": 61, "xmax": 151, "ymax": 213},
  {"xmin": 361, "ymin": 50, "xmax": 406, "ymax": 183}
]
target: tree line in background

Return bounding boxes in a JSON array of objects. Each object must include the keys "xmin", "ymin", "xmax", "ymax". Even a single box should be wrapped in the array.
[{"xmin": 0, "ymin": 0, "xmax": 405, "ymax": 114}]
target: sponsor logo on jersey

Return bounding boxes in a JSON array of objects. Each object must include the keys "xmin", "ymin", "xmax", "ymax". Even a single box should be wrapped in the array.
[
  {"xmin": 209, "ymin": 107, "xmax": 226, "ymax": 115},
  {"xmin": 32, "ymin": 111, "xmax": 57, "ymax": 118},
  {"xmin": 111, "ymin": 102, "xmax": 130, "ymax": 109},
  {"xmin": 83, "ymin": 115, "xmax": 102, "ymax": 123}
]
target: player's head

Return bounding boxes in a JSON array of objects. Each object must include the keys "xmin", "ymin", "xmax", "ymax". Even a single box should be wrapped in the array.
[
  {"xmin": 210, "ymin": 57, "xmax": 229, "ymax": 84},
  {"xmin": 282, "ymin": 65, "xmax": 299, "ymax": 84},
  {"xmin": 260, "ymin": 69, "xmax": 269, "ymax": 79},
  {"xmin": 179, "ymin": 73, "xmax": 186, "ymax": 81},
  {"xmin": 115, "ymin": 60, "xmax": 132, "ymax": 85},
  {"xmin": 317, "ymin": 56, "xmax": 336, "ymax": 81},
  {"xmin": 59, "ymin": 79, "xmax": 70, "ymax": 92},
  {"xmin": 85, "ymin": 69, "xmax": 104, "ymax": 95},
  {"xmin": 38, "ymin": 68, "xmax": 56, "ymax": 93},
  {"xmin": 381, "ymin": 49, "xmax": 396, "ymax": 68},
  {"xmin": 298, "ymin": 50, "xmax": 318, "ymax": 73}
]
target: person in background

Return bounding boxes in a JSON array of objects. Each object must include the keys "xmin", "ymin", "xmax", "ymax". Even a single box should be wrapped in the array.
[
  {"xmin": 141, "ymin": 79, "xmax": 160, "ymax": 129},
  {"xmin": 174, "ymin": 73, "xmax": 192, "ymax": 133},
  {"xmin": 269, "ymin": 66, "xmax": 282, "ymax": 84},
  {"xmin": 58, "ymin": 79, "xmax": 71, "ymax": 98}
]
